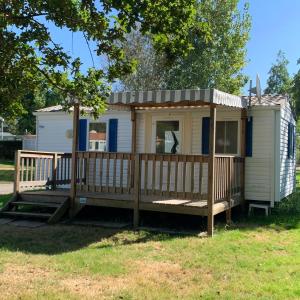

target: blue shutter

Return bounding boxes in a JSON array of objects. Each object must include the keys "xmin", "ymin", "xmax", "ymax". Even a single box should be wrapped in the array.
[
  {"xmin": 202, "ymin": 117, "xmax": 210, "ymax": 155},
  {"xmin": 246, "ymin": 117, "xmax": 253, "ymax": 157},
  {"xmin": 108, "ymin": 119, "xmax": 118, "ymax": 152},
  {"xmin": 293, "ymin": 125, "xmax": 296, "ymax": 158},
  {"xmin": 78, "ymin": 119, "xmax": 87, "ymax": 151},
  {"xmin": 288, "ymin": 123, "xmax": 294, "ymax": 159}
]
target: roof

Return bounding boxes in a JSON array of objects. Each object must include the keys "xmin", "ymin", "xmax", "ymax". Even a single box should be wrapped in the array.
[
  {"xmin": 244, "ymin": 94, "xmax": 288, "ymax": 106},
  {"xmin": 36, "ymin": 92, "xmax": 289, "ymax": 113},
  {"xmin": 36, "ymin": 105, "xmax": 92, "ymax": 113},
  {"xmin": 108, "ymin": 88, "xmax": 246, "ymax": 108},
  {"xmin": 89, "ymin": 132, "xmax": 106, "ymax": 140}
]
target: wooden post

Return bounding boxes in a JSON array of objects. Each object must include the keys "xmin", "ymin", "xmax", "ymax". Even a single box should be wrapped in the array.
[
  {"xmin": 240, "ymin": 109, "xmax": 247, "ymax": 211},
  {"xmin": 13, "ymin": 150, "xmax": 21, "ymax": 195},
  {"xmin": 69, "ymin": 103, "xmax": 80, "ymax": 217},
  {"xmin": 226, "ymin": 157, "xmax": 233, "ymax": 225},
  {"xmin": 133, "ymin": 153, "xmax": 141, "ymax": 228},
  {"xmin": 52, "ymin": 152, "xmax": 58, "ymax": 190},
  {"xmin": 207, "ymin": 105, "xmax": 216, "ymax": 236},
  {"xmin": 131, "ymin": 107, "xmax": 137, "ymax": 190}
]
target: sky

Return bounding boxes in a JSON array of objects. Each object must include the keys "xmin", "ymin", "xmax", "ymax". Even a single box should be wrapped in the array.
[
  {"xmin": 240, "ymin": 0, "xmax": 300, "ymax": 93},
  {"xmin": 46, "ymin": 0, "xmax": 300, "ymax": 95}
]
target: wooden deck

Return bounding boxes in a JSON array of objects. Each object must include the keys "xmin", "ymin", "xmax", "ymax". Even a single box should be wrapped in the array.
[
  {"xmin": 21, "ymin": 189, "xmax": 241, "ymax": 217},
  {"xmin": 10, "ymin": 150, "xmax": 245, "ymax": 234}
]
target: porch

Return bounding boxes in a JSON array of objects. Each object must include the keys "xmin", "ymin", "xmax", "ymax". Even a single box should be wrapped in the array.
[
  {"xmin": 4, "ymin": 89, "xmax": 248, "ymax": 236},
  {"xmin": 7, "ymin": 149, "xmax": 244, "ymax": 231}
]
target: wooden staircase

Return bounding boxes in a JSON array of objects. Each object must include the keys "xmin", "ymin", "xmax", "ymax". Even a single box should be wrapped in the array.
[{"xmin": 0, "ymin": 192, "xmax": 70, "ymax": 224}]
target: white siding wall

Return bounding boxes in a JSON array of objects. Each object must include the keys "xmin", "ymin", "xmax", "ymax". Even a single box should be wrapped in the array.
[
  {"xmin": 36, "ymin": 111, "xmax": 132, "ymax": 153},
  {"xmin": 279, "ymin": 102, "xmax": 296, "ymax": 199},
  {"xmin": 37, "ymin": 113, "xmax": 73, "ymax": 152},
  {"xmin": 245, "ymin": 109, "xmax": 275, "ymax": 202}
]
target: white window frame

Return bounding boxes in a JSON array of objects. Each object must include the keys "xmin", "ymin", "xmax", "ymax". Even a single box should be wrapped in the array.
[
  {"xmin": 215, "ymin": 118, "xmax": 240, "ymax": 156},
  {"xmin": 88, "ymin": 121, "xmax": 108, "ymax": 152},
  {"xmin": 151, "ymin": 115, "xmax": 184, "ymax": 154}
]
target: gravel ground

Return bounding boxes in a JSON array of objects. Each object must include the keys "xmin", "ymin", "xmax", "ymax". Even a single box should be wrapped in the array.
[{"xmin": 0, "ymin": 183, "xmax": 13, "ymax": 195}]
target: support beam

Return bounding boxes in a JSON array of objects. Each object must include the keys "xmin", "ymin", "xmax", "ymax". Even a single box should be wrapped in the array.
[
  {"xmin": 69, "ymin": 103, "xmax": 80, "ymax": 217},
  {"xmin": 131, "ymin": 107, "xmax": 137, "ymax": 154},
  {"xmin": 240, "ymin": 108, "xmax": 247, "ymax": 211},
  {"xmin": 226, "ymin": 157, "xmax": 233, "ymax": 225},
  {"xmin": 133, "ymin": 153, "xmax": 141, "ymax": 228},
  {"xmin": 207, "ymin": 105, "xmax": 216, "ymax": 236},
  {"xmin": 130, "ymin": 107, "xmax": 137, "ymax": 190}
]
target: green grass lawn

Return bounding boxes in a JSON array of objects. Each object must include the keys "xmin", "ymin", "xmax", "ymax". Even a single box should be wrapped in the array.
[
  {"xmin": 0, "ymin": 169, "xmax": 14, "ymax": 182},
  {"xmin": 0, "ymin": 174, "xmax": 299, "ymax": 299},
  {"xmin": 0, "ymin": 159, "xmax": 14, "ymax": 182},
  {"xmin": 0, "ymin": 159, "xmax": 14, "ymax": 168},
  {"xmin": 0, "ymin": 214, "xmax": 299, "ymax": 300}
]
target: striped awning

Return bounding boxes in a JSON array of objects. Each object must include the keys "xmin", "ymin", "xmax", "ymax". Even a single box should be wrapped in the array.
[{"xmin": 108, "ymin": 88, "xmax": 247, "ymax": 108}]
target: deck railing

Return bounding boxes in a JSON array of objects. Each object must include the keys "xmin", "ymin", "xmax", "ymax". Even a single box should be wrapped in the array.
[
  {"xmin": 14, "ymin": 150, "xmax": 244, "ymax": 204},
  {"xmin": 14, "ymin": 150, "xmax": 72, "ymax": 192}
]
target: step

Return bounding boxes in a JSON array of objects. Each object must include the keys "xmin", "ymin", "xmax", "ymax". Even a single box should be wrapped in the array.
[
  {"xmin": 20, "ymin": 193, "xmax": 68, "ymax": 204},
  {"xmin": 0, "ymin": 211, "xmax": 52, "ymax": 219},
  {"xmin": 11, "ymin": 201, "xmax": 60, "ymax": 208}
]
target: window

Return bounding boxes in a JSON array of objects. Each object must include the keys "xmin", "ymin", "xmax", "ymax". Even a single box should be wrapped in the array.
[
  {"xmin": 156, "ymin": 121, "xmax": 180, "ymax": 154},
  {"xmin": 288, "ymin": 123, "xmax": 295, "ymax": 159},
  {"xmin": 215, "ymin": 121, "xmax": 238, "ymax": 154},
  {"xmin": 88, "ymin": 122, "xmax": 107, "ymax": 151}
]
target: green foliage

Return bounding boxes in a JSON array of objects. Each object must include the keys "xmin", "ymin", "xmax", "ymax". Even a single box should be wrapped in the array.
[
  {"xmin": 167, "ymin": 0, "xmax": 251, "ymax": 94},
  {"xmin": 264, "ymin": 50, "xmax": 292, "ymax": 95},
  {"xmin": 0, "ymin": 0, "xmax": 196, "ymax": 118},
  {"xmin": 292, "ymin": 59, "xmax": 300, "ymax": 117},
  {"xmin": 14, "ymin": 87, "xmax": 63, "ymax": 135},
  {"xmin": 117, "ymin": 29, "xmax": 169, "ymax": 91},
  {"xmin": 119, "ymin": 0, "xmax": 251, "ymax": 94}
]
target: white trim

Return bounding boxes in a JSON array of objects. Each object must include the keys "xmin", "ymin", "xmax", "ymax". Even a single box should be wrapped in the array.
[
  {"xmin": 151, "ymin": 115, "xmax": 184, "ymax": 154},
  {"xmin": 87, "ymin": 120, "xmax": 108, "ymax": 152}
]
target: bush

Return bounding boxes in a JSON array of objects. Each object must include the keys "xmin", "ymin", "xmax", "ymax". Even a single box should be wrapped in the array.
[{"xmin": 0, "ymin": 141, "xmax": 22, "ymax": 160}]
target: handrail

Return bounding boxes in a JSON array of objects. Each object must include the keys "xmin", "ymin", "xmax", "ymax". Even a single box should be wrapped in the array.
[
  {"xmin": 15, "ymin": 150, "xmax": 72, "ymax": 192},
  {"xmin": 14, "ymin": 150, "xmax": 245, "ymax": 204}
]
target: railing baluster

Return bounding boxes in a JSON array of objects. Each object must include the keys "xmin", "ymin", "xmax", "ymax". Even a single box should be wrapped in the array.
[
  {"xmin": 159, "ymin": 155, "xmax": 163, "ymax": 195},
  {"xmin": 120, "ymin": 153, "xmax": 124, "ymax": 193},
  {"xmin": 113, "ymin": 153, "xmax": 117, "ymax": 193},
  {"xmin": 144, "ymin": 154, "xmax": 148, "ymax": 195},
  {"xmin": 127, "ymin": 154, "xmax": 131, "ymax": 194},
  {"xmin": 183, "ymin": 156, "xmax": 187, "ymax": 199},
  {"xmin": 167, "ymin": 155, "xmax": 171, "ymax": 195},
  {"xmin": 106, "ymin": 153, "xmax": 110, "ymax": 192},
  {"xmin": 151, "ymin": 155, "xmax": 156, "ymax": 195},
  {"xmin": 174, "ymin": 155, "xmax": 179, "ymax": 197},
  {"xmin": 190, "ymin": 156, "xmax": 194, "ymax": 196}
]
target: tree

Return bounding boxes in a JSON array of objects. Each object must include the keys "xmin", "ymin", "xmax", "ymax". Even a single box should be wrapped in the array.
[
  {"xmin": 291, "ymin": 59, "xmax": 300, "ymax": 117},
  {"xmin": 1, "ymin": 0, "xmax": 196, "ymax": 119},
  {"xmin": 17, "ymin": 88, "xmax": 63, "ymax": 135},
  {"xmin": 119, "ymin": 0, "xmax": 251, "ymax": 94},
  {"xmin": 264, "ymin": 50, "xmax": 292, "ymax": 95},
  {"xmin": 117, "ymin": 29, "xmax": 168, "ymax": 91}
]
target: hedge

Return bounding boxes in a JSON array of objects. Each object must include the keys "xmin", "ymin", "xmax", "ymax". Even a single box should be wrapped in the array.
[{"xmin": 0, "ymin": 141, "xmax": 22, "ymax": 160}]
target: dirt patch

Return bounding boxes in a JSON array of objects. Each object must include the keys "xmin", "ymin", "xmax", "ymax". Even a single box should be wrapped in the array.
[
  {"xmin": 61, "ymin": 260, "xmax": 207, "ymax": 299},
  {"xmin": 0, "ymin": 264, "xmax": 53, "ymax": 299}
]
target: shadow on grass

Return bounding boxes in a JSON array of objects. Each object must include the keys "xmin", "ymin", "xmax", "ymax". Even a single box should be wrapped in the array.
[
  {"xmin": 0, "ymin": 223, "xmax": 181, "ymax": 255},
  {"xmin": 0, "ymin": 188, "xmax": 299, "ymax": 255}
]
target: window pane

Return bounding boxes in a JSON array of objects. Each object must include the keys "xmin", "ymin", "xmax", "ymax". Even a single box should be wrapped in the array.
[
  {"xmin": 216, "ymin": 121, "xmax": 225, "ymax": 154},
  {"xmin": 225, "ymin": 121, "xmax": 238, "ymax": 154},
  {"xmin": 89, "ymin": 122, "xmax": 107, "ymax": 151},
  {"xmin": 156, "ymin": 121, "xmax": 180, "ymax": 154}
]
